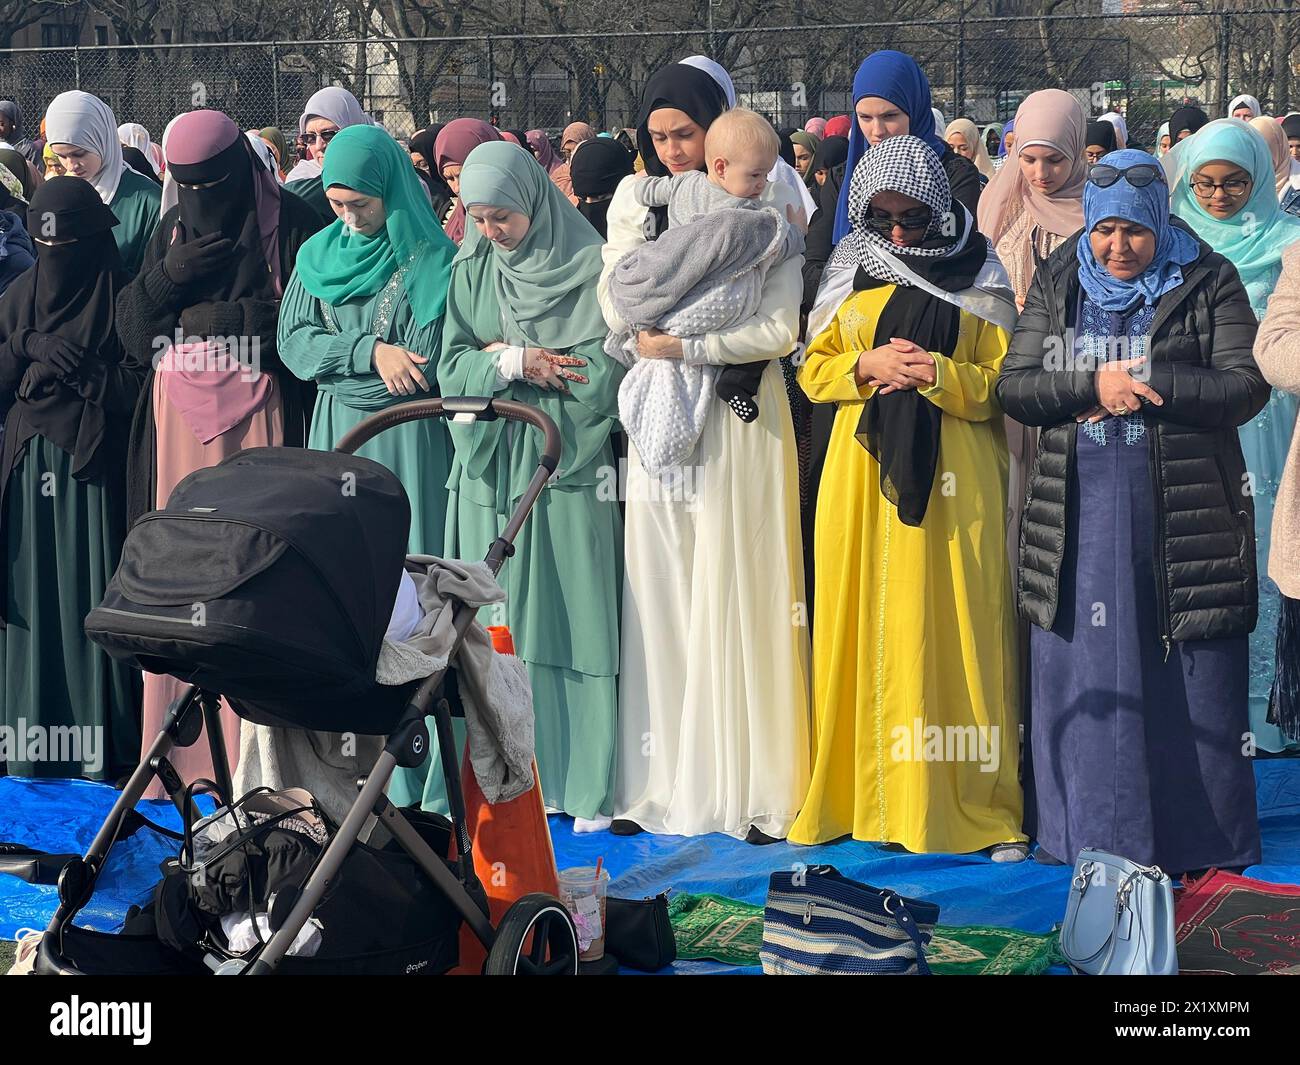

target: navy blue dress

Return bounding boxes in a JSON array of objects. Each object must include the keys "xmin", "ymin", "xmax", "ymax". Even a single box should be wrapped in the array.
[{"xmin": 1025, "ymin": 298, "xmax": 1261, "ymax": 874}]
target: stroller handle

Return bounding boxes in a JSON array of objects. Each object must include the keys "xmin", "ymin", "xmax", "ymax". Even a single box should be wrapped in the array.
[{"xmin": 334, "ymin": 397, "xmax": 562, "ymax": 472}]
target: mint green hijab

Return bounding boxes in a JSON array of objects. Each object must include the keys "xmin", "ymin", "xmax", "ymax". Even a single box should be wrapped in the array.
[
  {"xmin": 455, "ymin": 141, "xmax": 606, "ymax": 349},
  {"xmin": 295, "ymin": 124, "xmax": 455, "ymax": 326}
]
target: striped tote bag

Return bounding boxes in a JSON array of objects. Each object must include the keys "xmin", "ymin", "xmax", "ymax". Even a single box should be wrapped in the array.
[{"xmin": 760, "ymin": 865, "xmax": 939, "ymax": 975}]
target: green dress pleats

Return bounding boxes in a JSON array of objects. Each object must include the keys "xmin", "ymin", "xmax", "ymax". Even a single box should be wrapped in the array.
[
  {"xmin": 394, "ymin": 246, "xmax": 624, "ymax": 819},
  {"xmin": 1, "ymin": 439, "xmax": 140, "ymax": 779}
]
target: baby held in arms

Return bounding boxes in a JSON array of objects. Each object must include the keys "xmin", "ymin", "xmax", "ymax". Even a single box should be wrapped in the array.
[{"xmin": 607, "ymin": 108, "xmax": 803, "ymax": 472}]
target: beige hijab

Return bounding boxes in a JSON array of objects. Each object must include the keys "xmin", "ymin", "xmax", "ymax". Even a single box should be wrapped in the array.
[
  {"xmin": 1249, "ymin": 115, "xmax": 1300, "ymax": 197},
  {"xmin": 977, "ymin": 89, "xmax": 1087, "ymax": 290},
  {"xmin": 945, "ymin": 117, "xmax": 994, "ymax": 178}
]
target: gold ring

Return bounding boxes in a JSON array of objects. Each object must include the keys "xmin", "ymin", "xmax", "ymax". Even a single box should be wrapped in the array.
[{"xmin": 1112, "ymin": 407, "xmax": 1127, "ymax": 415}]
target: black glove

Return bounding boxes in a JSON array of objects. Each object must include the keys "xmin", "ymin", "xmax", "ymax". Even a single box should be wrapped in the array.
[
  {"xmin": 17, "ymin": 363, "xmax": 61, "ymax": 401},
  {"xmin": 21, "ymin": 330, "xmax": 85, "ymax": 375},
  {"xmin": 162, "ymin": 231, "xmax": 236, "ymax": 286}
]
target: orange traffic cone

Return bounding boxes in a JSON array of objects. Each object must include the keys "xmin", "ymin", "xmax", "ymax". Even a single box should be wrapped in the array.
[{"xmin": 452, "ymin": 626, "xmax": 559, "ymax": 973}]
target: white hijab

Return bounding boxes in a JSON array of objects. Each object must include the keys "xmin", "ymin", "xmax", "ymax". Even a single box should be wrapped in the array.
[
  {"xmin": 118, "ymin": 122, "xmax": 160, "ymax": 176},
  {"xmin": 1099, "ymin": 111, "xmax": 1128, "ymax": 149},
  {"xmin": 297, "ymin": 86, "xmax": 375, "ymax": 135},
  {"xmin": 1229, "ymin": 94, "xmax": 1262, "ymax": 119},
  {"xmin": 245, "ymin": 131, "xmax": 279, "ymax": 181},
  {"xmin": 678, "ymin": 53, "xmax": 817, "ymax": 219},
  {"xmin": 45, "ymin": 90, "xmax": 126, "ymax": 204}
]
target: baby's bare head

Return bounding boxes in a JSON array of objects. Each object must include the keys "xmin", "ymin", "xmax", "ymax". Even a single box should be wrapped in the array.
[{"xmin": 705, "ymin": 108, "xmax": 780, "ymax": 200}]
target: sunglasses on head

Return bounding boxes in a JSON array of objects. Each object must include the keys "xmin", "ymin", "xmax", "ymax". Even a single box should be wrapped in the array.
[
  {"xmin": 302, "ymin": 128, "xmax": 341, "ymax": 145},
  {"xmin": 1088, "ymin": 162, "xmax": 1165, "ymax": 188},
  {"xmin": 864, "ymin": 208, "xmax": 933, "ymax": 233}
]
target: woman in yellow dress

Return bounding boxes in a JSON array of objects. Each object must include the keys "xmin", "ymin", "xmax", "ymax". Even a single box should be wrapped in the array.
[{"xmin": 790, "ymin": 135, "xmax": 1026, "ymax": 859}]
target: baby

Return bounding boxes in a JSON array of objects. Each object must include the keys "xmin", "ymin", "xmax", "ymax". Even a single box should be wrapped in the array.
[
  {"xmin": 629, "ymin": 108, "xmax": 801, "ymax": 424},
  {"xmin": 608, "ymin": 109, "xmax": 802, "ymax": 472}
]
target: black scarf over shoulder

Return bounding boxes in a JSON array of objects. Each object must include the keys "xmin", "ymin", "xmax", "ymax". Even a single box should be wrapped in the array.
[{"xmin": 853, "ymin": 217, "xmax": 988, "ymax": 526}]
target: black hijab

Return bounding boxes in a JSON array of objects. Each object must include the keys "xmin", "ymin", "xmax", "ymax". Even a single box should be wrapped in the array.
[
  {"xmin": 636, "ymin": 64, "xmax": 729, "ymax": 238},
  {"xmin": 804, "ymin": 136, "xmax": 850, "ymax": 270},
  {"xmin": 168, "ymin": 133, "xmax": 276, "ymax": 303},
  {"xmin": 122, "ymin": 145, "xmax": 162, "ymax": 185},
  {"xmin": 777, "ymin": 127, "xmax": 798, "ymax": 168},
  {"xmin": 1169, "ymin": 105, "xmax": 1209, "ymax": 142},
  {"xmin": 410, "ymin": 124, "xmax": 452, "ymax": 213},
  {"xmin": 0, "ymin": 177, "xmax": 126, "ymax": 485},
  {"xmin": 1283, "ymin": 114, "xmax": 1300, "ymax": 141},
  {"xmin": 570, "ymin": 138, "xmax": 635, "ymax": 238},
  {"xmin": 1085, "ymin": 120, "xmax": 1118, "ymax": 154}
]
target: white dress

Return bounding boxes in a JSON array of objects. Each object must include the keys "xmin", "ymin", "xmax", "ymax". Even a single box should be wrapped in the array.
[{"xmin": 599, "ymin": 174, "xmax": 812, "ymax": 838}]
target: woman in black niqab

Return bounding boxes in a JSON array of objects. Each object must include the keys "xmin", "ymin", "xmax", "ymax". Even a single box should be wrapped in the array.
[{"xmin": 0, "ymin": 175, "xmax": 143, "ymax": 779}]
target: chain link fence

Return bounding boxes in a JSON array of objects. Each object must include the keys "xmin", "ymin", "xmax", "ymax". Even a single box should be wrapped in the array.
[{"xmin": 0, "ymin": 10, "xmax": 1295, "ymax": 151}]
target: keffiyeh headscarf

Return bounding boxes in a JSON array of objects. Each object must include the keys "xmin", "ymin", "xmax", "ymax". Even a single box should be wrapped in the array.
[{"xmin": 830, "ymin": 134, "xmax": 973, "ymax": 284}]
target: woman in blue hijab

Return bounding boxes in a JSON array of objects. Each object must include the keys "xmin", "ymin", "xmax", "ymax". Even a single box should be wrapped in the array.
[
  {"xmin": 1166, "ymin": 119, "xmax": 1300, "ymax": 751},
  {"xmin": 832, "ymin": 50, "xmax": 982, "ymax": 242},
  {"xmin": 996, "ymin": 149, "xmax": 1267, "ymax": 875}
]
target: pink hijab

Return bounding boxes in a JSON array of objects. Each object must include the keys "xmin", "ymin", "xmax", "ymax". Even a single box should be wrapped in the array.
[
  {"xmin": 805, "ymin": 117, "xmax": 828, "ymax": 138},
  {"xmin": 977, "ymin": 88, "xmax": 1086, "ymax": 286},
  {"xmin": 526, "ymin": 130, "xmax": 562, "ymax": 173},
  {"xmin": 434, "ymin": 119, "xmax": 502, "ymax": 243}
]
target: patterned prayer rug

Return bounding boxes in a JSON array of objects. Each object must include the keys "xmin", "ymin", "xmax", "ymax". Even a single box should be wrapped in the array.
[
  {"xmin": 667, "ymin": 891, "xmax": 1063, "ymax": 974},
  {"xmin": 1174, "ymin": 870, "xmax": 1300, "ymax": 975}
]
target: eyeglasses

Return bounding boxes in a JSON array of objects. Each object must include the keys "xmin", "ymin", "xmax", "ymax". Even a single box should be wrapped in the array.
[
  {"xmin": 864, "ymin": 209, "xmax": 932, "ymax": 234},
  {"xmin": 1088, "ymin": 163, "xmax": 1165, "ymax": 188},
  {"xmin": 302, "ymin": 128, "xmax": 341, "ymax": 145},
  {"xmin": 1190, "ymin": 176, "xmax": 1251, "ymax": 199}
]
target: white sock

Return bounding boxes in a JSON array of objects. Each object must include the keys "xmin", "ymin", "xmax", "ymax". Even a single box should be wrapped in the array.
[{"xmin": 573, "ymin": 815, "xmax": 613, "ymax": 834}]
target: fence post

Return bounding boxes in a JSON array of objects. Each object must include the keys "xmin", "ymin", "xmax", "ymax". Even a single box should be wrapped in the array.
[
  {"xmin": 955, "ymin": 11, "xmax": 965, "ymax": 118},
  {"xmin": 271, "ymin": 42, "xmax": 281, "ymax": 131},
  {"xmin": 1218, "ymin": 13, "xmax": 1231, "ymax": 117},
  {"xmin": 73, "ymin": 46, "xmax": 81, "ymax": 90},
  {"xmin": 488, "ymin": 36, "xmax": 496, "ymax": 123}
]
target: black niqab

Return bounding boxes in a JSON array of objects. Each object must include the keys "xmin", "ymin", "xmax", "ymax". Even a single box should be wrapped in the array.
[
  {"xmin": 168, "ymin": 134, "xmax": 275, "ymax": 303},
  {"xmin": 0, "ymin": 176, "xmax": 127, "ymax": 487}
]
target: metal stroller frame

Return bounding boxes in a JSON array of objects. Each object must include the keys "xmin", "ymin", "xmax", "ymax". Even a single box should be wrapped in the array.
[{"xmin": 36, "ymin": 397, "xmax": 578, "ymax": 976}]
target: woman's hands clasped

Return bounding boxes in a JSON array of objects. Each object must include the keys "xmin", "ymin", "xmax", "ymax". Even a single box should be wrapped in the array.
[
  {"xmin": 855, "ymin": 337, "xmax": 936, "ymax": 394},
  {"xmin": 373, "ymin": 341, "xmax": 431, "ymax": 396},
  {"xmin": 1078, "ymin": 356, "xmax": 1164, "ymax": 423}
]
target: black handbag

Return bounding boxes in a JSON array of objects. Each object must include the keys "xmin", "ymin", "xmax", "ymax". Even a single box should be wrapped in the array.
[{"xmin": 605, "ymin": 891, "xmax": 676, "ymax": 972}]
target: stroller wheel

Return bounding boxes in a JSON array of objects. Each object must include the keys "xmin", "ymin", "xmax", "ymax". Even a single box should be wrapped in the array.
[{"xmin": 484, "ymin": 893, "xmax": 580, "ymax": 975}]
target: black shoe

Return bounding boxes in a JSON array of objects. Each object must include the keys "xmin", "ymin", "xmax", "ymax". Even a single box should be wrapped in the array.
[
  {"xmin": 745, "ymin": 825, "xmax": 782, "ymax": 846},
  {"xmin": 1032, "ymin": 846, "xmax": 1065, "ymax": 866},
  {"xmin": 610, "ymin": 819, "xmax": 644, "ymax": 836}
]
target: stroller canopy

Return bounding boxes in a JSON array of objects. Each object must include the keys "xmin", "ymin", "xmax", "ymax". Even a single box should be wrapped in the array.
[{"xmin": 87, "ymin": 447, "xmax": 411, "ymax": 707}]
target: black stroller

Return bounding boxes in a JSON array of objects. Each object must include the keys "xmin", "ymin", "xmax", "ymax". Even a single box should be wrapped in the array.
[{"xmin": 32, "ymin": 397, "xmax": 580, "ymax": 976}]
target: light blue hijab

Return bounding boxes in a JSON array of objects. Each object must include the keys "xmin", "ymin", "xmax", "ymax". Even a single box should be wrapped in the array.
[
  {"xmin": 1167, "ymin": 118, "xmax": 1300, "ymax": 316},
  {"xmin": 1077, "ymin": 148, "xmax": 1200, "ymax": 311}
]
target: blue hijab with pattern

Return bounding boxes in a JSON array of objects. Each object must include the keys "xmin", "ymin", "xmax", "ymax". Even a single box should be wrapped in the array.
[{"xmin": 1076, "ymin": 148, "xmax": 1200, "ymax": 311}]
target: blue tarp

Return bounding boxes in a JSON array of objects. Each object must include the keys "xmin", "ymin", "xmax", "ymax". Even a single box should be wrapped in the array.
[{"xmin": 4, "ymin": 761, "xmax": 1299, "ymax": 974}]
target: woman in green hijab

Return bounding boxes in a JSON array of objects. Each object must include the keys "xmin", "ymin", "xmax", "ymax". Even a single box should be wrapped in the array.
[
  {"xmin": 401, "ymin": 140, "xmax": 625, "ymax": 824},
  {"xmin": 277, "ymin": 124, "xmax": 458, "ymax": 555}
]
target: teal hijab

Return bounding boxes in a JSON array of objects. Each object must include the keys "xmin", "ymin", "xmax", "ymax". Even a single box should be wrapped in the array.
[
  {"xmin": 295, "ymin": 124, "xmax": 455, "ymax": 326},
  {"xmin": 455, "ymin": 141, "xmax": 606, "ymax": 350},
  {"xmin": 1167, "ymin": 118, "xmax": 1300, "ymax": 316}
]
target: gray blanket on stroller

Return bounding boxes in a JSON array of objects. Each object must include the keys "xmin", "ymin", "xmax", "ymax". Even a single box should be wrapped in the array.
[
  {"xmin": 605, "ymin": 203, "xmax": 800, "ymax": 472},
  {"xmin": 235, "ymin": 557, "xmax": 535, "ymax": 822}
]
